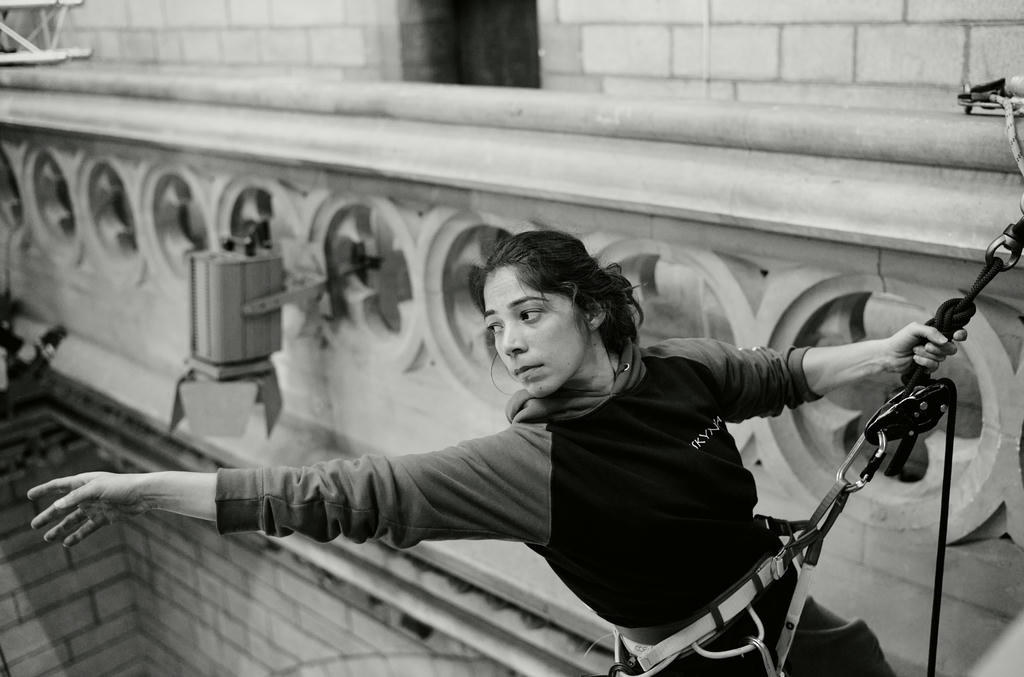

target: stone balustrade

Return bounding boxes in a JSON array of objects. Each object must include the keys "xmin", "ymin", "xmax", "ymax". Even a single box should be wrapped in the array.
[{"xmin": 1, "ymin": 68, "xmax": 1023, "ymax": 676}]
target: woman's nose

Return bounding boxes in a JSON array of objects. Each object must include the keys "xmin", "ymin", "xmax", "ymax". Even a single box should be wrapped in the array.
[{"xmin": 500, "ymin": 326, "xmax": 526, "ymax": 355}]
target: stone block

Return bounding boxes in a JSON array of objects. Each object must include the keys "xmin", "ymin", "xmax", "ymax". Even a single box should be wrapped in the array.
[
  {"xmin": 120, "ymin": 31, "xmax": 159, "ymax": 62},
  {"xmin": 252, "ymin": 577, "xmax": 300, "ymax": 621},
  {"xmin": 670, "ymin": 25, "xmax": 704, "ymax": 78},
  {"xmin": 345, "ymin": 0, "xmax": 380, "ymax": 25},
  {"xmin": 537, "ymin": 0, "xmax": 558, "ymax": 24},
  {"xmin": 261, "ymin": 27, "xmax": 311, "ymax": 65},
  {"xmin": 968, "ymin": 26, "xmax": 1024, "ymax": 85},
  {"xmin": 908, "ymin": 0, "xmax": 1024, "ymax": 22},
  {"xmin": 0, "ymin": 545, "xmax": 69, "ymax": 596},
  {"xmin": 559, "ymin": 0, "xmax": 704, "ymax": 24},
  {"xmin": 0, "ymin": 594, "xmax": 16, "ymax": 629},
  {"xmin": 581, "ymin": 25, "xmax": 671, "ymax": 77},
  {"xmin": 690, "ymin": 25, "xmax": 780, "ymax": 80},
  {"xmin": 72, "ymin": 548, "xmax": 129, "ymax": 587},
  {"xmin": 216, "ymin": 608, "xmax": 248, "ymax": 648},
  {"xmin": 247, "ymin": 630, "xmax": 300, "ymax": 671},
  {"xmin": 67, "ymin": 610, "xmax": 136, "ymax": 658},
  {"xmin": 178, "ymin": 30, "xmax": 223, "ymax": 64},
  {"xmin": 857, "ymin": 25, "xmax": 965, "ymax": 86},
  {"xmin": 127, "ymin": 0, "xmax": 165, "ymax": 28},
  {"xmin": 94, "ymin": 577, "xmax": 136, "ymax": 619},
  {"xmin": 6, "ymin": 644, "xmax": 67, "ymax": 677},
  {"xmin": 309, "ymin": 28, "xmax": 367, "ymax": 66},
  {"xmin": 65, "ymin": 522, "xmax": 124, "ymax": 564},
  {"xmin": 148, "ymin": 540, "xmax": 198, "ymax": 587},
  {"xmin": 540, "ymin": 24, "xmax": 582, "ymax": 74},
  {"xmin": 276, "ymin": 567, "xmax": 333, "ymax": 614},
  {"xmin": 0, "ymin": 595, "xmax": 93, "ymax": 662},
  {"xmin": 156, "ymin": 32, "xmax": 183, "ymax": 62},
  {"xmin": 782, "ymin": 25, "xmax": 854, "ymax": 82},
  {"xmin": 223, "ymin": 583, "xmax": 271, "ymax": 636},
  {"xmin": 265, "ymin": 610, "xmax": 338, "ymax": 659},
  {"xmin": 713, "ymin": 0, "xmax": 903, "ymax": 23},
  {"xmin": 220, "ymin": 639, "xmax": 273, "ymax": 677},
  {"xmin": 229, "ymin": 0, "xmax": 271, "ymax": 26},
  {"xmin": 68, "ymin": 0, "xmax": 129, "ymax": 29},
  {"xmin": 269, "ymin": 0, "xmax": 345, "ymax": 27},
  {"xmin": 165, "ymin": 0, "xmax": 229, "ymax": 28},
  {"xmin": 222, "ymin": 30, "xmax": 263, "ymax": 64}
]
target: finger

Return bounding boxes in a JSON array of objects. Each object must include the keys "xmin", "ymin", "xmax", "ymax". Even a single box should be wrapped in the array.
[
  {"xmin": 63, "ymin": 515, "xmax": 107, "ymax": 548},
  {"xmin": 921, "ymin": 342, "xmax": 957, "ymax": 357},
  {"xmin": 26, "ymin": 475, "xmax": 85, "ymax": 502},
  {"xmin": 42, "ymin": 508, "xmax": 89, "ymax": 543},
  {"xmin": 30, "ymin": 483, "xmax": 92, "ymax": 530},
  {"xmin": 953, "ymin": 329, "xmax": 968, "ymax": 342},
  {"xmin": 913, "ymin": 353, "xmax": 940, "ymax": 371}
]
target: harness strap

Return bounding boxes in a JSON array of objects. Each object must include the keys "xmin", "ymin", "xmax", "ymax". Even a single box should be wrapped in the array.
[
  {"xmin": 620, "ymin": 480, "xmax": 853, "ymax": 673},
  {"xmin": 628, "ymin": 549, "xmax": 794, "ymax": 671}
]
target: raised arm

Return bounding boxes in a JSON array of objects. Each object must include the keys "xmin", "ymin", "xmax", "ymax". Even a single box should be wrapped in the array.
[
  {"xmin": 801, "ymin": 322, "xmax": 966, "ymax": 397},
  {"xmin": 28, "ymin": 471, "xmax": 216, "ymax": 547}
]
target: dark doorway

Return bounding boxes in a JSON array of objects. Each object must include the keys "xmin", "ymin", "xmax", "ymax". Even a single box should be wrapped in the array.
[{"xmin": 452, "ymin": 0, "xmax": 539, "ymax": 87}]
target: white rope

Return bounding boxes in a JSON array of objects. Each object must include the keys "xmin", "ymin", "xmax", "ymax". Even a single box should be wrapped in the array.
[{"xmin": 992, "ymin": 94, "xmax": 1024, "ymax": 181}]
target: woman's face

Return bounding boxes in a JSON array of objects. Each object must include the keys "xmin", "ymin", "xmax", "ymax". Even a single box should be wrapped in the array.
[{"xmin": 482, "ymin": 266, "xmax": 611, "ymax": 398}]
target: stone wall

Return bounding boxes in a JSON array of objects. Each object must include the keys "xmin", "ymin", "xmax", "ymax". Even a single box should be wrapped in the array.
[
  {"xmin": 21, "ymin": 0, "xmax": 1022, "ymax": 110},
  {"xmin": 1, "ymin": 443, "xmax": 140, "ymax": 676},
  {"xmin": 543, "ymin": 0, "xmax": 1024, "ymax": 109}
]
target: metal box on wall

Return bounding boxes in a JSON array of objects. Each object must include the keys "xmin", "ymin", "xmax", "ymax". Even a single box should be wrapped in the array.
[{"xmin": 188, "ymin": 250, "xmax": 284, "ymax": 365}]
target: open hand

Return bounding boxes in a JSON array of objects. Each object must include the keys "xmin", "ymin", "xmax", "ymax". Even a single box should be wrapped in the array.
[
  {"xmin": 883, "ymin": 323, "xmax": 967, "ymax": 375},
  {"xmin": 28, "ymin": 472, "xmax": 151, "ymax": 547}
]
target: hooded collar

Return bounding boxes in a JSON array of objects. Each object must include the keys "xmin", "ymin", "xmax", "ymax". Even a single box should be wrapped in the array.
[{"xmin": 505, "ymin": 341, "xmax": 646, "ymax": 424}]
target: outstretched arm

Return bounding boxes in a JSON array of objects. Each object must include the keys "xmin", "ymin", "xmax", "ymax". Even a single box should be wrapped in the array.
[
  {"xmin": 801, "ymin": 322, "xmax": 966, "ymax": 397},
  {"xmin": 28, "ymin": 471, "xmax": 216, "ymax": 547}
]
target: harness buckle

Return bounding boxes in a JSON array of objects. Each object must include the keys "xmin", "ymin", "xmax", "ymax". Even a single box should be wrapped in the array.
[{"xmin": 770, "ymin": 553, "xmax": 787, "ymax": 581}]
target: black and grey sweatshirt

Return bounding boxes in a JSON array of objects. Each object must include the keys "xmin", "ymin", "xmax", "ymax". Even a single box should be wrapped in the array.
[{"xmin": 215, "ymin": 338, "xmax": 819, "ymax": 628}]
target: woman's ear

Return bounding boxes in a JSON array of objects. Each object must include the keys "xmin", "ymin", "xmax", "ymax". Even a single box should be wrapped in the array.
[{"xmin": 587, "ymin": 308, "xmax": 606, "ymax": 330}]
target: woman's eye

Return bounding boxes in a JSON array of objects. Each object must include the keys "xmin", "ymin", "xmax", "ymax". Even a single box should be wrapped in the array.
[
  {"xmin": 521, "ymin": 310, "xmax": 541, "ymax": 322},
  {"xmin": 486, "ymin": 324, "xmax": 502, "ymax": 335}
]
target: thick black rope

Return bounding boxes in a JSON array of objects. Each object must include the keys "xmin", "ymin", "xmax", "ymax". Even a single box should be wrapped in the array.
[
  {"xmin": 902, "ymin": 257, "xmax": 1004, "ymax": 389},
  {"xmin": 927, "ymin": 380, "xmax": 957, "ymax": 677}
]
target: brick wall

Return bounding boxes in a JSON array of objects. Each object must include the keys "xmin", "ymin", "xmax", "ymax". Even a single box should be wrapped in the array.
[
  {"xmin": 7, "ymin": 446, "xmax": 519, "ymax": 677},
  {"xmin": 2, "ymin": 448, "xmax": 141, "ymax": 677},
  {"xmin": 540, "ymin": 0, "xmax": 1024, "ymax": 110},
  {"xmin": 33, "ymin": 0, "xmax": 1024, "ymax": 109},
  {"xmin": 63, "ymin": 0, "xmax": 378, "ymax": 80}
]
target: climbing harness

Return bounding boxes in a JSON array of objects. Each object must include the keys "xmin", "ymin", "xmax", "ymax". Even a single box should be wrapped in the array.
[{"xmin": 601, "ymin": 81, "xmax": 1024, "ymax": 677}]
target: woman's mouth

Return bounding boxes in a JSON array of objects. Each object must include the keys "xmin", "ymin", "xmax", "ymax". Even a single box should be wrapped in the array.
[{"xmin": 514, "ymin": 365, "xmax": 540, "ymax": 378}]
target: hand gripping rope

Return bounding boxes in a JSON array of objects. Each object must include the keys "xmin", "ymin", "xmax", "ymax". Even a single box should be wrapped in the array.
[{"xmin": 601, "ymin": 82, "xmax": 1024, "ymax": 677}]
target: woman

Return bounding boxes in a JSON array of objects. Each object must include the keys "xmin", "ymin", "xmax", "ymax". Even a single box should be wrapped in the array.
[{"xmin": 29, "ymin": 229, "xmax": 963, "ymax": 676}]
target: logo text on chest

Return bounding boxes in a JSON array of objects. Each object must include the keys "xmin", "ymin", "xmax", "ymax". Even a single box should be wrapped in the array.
[{"xmin": 691, "ymin": 416, "xmax": 724, "ymax": 450}]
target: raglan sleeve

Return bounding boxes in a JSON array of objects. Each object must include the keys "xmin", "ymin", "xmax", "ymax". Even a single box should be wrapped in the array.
[
  {"xmin": 213, "ymin": 424, "xmax": 553, "ymax": 549},
  {"xmin": 652, "ymin": 339, "xmax": 821, "ymax": 422}
]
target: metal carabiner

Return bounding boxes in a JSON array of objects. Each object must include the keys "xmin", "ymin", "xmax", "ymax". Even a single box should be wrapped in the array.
[
  {"xmin": 986, "ymin": 213, "xmax": 1024, "ymax": 271},
  {"xmin": 835, "ymin": 431, "xmax": 887, "ymax": 494}
]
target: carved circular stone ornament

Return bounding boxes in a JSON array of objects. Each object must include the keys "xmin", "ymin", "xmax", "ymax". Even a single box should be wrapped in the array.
[
  {"xmin": 78, "ymin": 158, "xmax": 145, "ymax": 287},
  {"xmin": 24, "ymin": 146, "xmax": 80, "ymax": 265},
  {"xmin": 418, "ymin": 208, "xmax": 532, "ymax": 404},
  {"xmin": 767, "ymin": 273, "xmax": 1019, "ymax": 541},
  {"xmin": 137, "ymin": 165, "xmax": 212, "ymax": 292},
  {"xmin": 596, "ymin": 236, "xmax": 760, "ymax": 455},
  {"xmin": 316, "ymin": 194, "xmax": 423, "ymax": 371}
]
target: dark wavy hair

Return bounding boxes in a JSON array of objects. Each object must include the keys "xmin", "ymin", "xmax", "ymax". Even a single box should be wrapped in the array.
[{"xmin": 468, "ymin": 229, "xmax": 643, "ymax": 354}]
